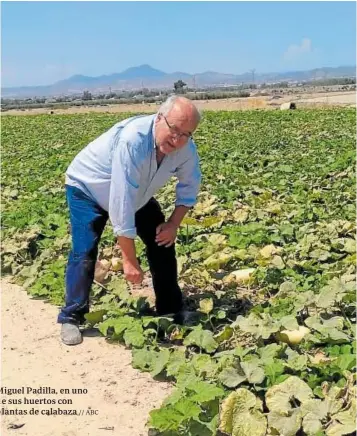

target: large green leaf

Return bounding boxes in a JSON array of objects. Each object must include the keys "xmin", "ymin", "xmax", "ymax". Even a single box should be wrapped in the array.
[
  {"xmin": 233, "ymin": 313, "xmax": 280, "ymax": 339},
  {"xmin": 219, "ymin": 366, "xmax": 247, "ymax": 388},
  {"xmin": 98, "ymin": 317, "xmax": 132, "ymax": 336},
  {"xmin": 214, "ymin": 326, "xmax": 234, "ymax": 344},
  {"xmin": 240, "ymin": 361, "xmax": 265, "ymax": 384},
  {"xmin": 203, "ymin": 251, "xmax": 236, "ymax": 270},
  {"xmin": 123, "ymin": 325, "xmax": 145, "ymax": 348},
  {"xmin": 232, "ymin": 410, "xmax": 267, "ymax": 436},
  {"xmin": 258, "ymin": 343, "xmax": 283, "ymax": 361},
  {"xmin": 186, "ymin": 380, "xmax": 224, "ymax": 403},
  {"xmin": 149, "ymin": 398, "xmax": 201, "ymax": 431},
  {"xmin": 305, "ymin": 316, "xmax": 350, "ymax": 342},
  {"xmin": 199, "ymin": 298, "xmax": 214, "ymax": 314},
  {"xmin": 266, "ymin": 376, "xmax": 314, "ymax": 415},
  {"xmin": 191, "ymin": 354, "xmax": 217, "ymax": 378},
  {"xmin": 343, "ymin": 238, "xmax": 356, "ymax": 253},
  {"xmin": 280, "ymin": 315, "xmax": 299, "ymax": 331},
  {"xmin": 218, "ymin": 388, "xmax": 267, "ymax": 436},
  {"xmin": 264, "ymin": 359, "xmax": 286, "ymax": 385},
  {"xmin": 183, "ymin": 325, "xmax": 218, "ymax": 353},
  {"xmin": 301, "ymin": 398, "xmax": 344, "ymax": 435},
  {"xmin": 316, "ymin": 278, "xmax": 349, "ymax": 309},
  {"xmin": 132, "ymin": 347, "xmax": 155, "ymax": 372},
  {"xmin": 166, "ymin": 349, "xmax": 187, "ymax": 377},
  {"xmin": 150, "ymin": 348, "xmax": 171, "ymax": 377},
  {"xmin": 268, "ymin": 409, "xmax": 303, "ymax": 436},
  {"xmin": 285, "ymin": 348, "xmax": 308, "ymax": 371},
  {"xmin": 132, "ymin": 347, "xmax": 170, "ymax": 375},
  {"xmin": 326, "ymin": 409, "xmax": 356, "ymax": 436},
  {"xmin": 84, "ymin": 309, "xmax": 107, "ymax": 326},
  {"xmin": 107, "ymin": 277, "xmax": 130, "ymax": 300},
  {"xmin": 271, "ymin": 255, "xmax": 285, "ymax": 270}
]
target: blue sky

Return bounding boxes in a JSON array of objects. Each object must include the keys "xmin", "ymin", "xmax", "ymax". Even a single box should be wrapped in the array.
[{"xmin": 1, "ymin": 1, "xmax": 356, "ymax": 87}]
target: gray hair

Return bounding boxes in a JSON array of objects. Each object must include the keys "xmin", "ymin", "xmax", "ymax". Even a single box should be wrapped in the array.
[{"xmin": 158, "ymin": 95, "xmax": 201, "ymax": 123}]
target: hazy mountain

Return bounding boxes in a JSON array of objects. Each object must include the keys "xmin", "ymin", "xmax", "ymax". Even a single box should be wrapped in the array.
[{"xmin": 2, "ymin": 64, "xmax": 355, "ymax": 98}]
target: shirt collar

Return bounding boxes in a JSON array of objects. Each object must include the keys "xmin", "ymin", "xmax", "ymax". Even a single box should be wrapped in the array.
[{"xmin": 152, "ymin": 114, "xmax": 157, "ymax": 149}]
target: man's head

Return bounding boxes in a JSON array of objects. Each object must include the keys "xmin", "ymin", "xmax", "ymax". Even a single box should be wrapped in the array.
[{"xmin": 154, "ymin": 96, "xmax": 201, "ymax": 155}]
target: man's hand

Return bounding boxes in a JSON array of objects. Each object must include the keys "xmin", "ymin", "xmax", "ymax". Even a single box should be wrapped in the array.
[
  {"xmin": 123, "ymin": 259, "xmax": 144, "ymax": 284},
  {"xmin": 117, "ymin": 236, "xmax": 143, "ymax": 284},
  {"xmin": 155, "ymin": 221, "xmax": 178, "ymax": 247}
]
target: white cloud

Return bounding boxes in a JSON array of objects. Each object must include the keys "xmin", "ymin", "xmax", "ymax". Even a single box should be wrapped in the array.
[{"xmin": 283, "ymin": 38, "xmax": 312, "ymax": 61}]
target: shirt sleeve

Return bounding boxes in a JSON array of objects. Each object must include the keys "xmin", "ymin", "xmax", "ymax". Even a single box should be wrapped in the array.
[
  {"xmin": 175, "ymin": 144, "xmax": 201, "ymax": 208},
  {"xmin": 109, "ymin": 139, "xmax": 142, "ymax": 239}
]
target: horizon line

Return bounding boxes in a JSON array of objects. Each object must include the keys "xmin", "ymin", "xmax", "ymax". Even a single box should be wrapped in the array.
[{"xmin": 2, "ymin": 63, "xmax": 356, "ymax": 90}]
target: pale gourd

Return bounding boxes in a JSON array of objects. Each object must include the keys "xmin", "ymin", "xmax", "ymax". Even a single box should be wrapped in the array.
[
  {"xmin": 94, "ymin": 259, "xmax": 110, "ymax": 283},
  {"xmin": 276, "ymin": 326, "xmax": 311, "ymax": 345},
  {"xmin": 111, "ymin": 257, "xmax": 123, "ymax": 272},
  {"xmin": 223, "ymin": 268, "xmax": 255, "ymax": 286}
]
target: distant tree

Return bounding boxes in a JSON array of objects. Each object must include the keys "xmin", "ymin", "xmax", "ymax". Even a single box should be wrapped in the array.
[
  {"xmin": 269, "ymin": 82, "xmax": 289, "ymax": 89},
  {"xmin": 82, "ymin": 90, "xmax": 92, "ymax": 101},
  {"xmin": 140, "ymin": 87, "xmax": 149, "ymax": 95},
  {"xmin": 174, "ymin": 80, "xmax": 187, "ymax": 94}
]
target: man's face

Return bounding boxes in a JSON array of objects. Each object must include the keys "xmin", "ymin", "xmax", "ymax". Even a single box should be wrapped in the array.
[{"xmin": 154, "ymin": 108, "xmax": 198, "ymax": 155}]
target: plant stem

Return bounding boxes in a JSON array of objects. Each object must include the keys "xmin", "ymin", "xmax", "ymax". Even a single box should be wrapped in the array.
[
  {"xmin": 339, "ymin": 303, "xmax": 353, "ymax": 332},
  {"xmin": 208, "ymin": 315, "xmax": 215, "ymax": 332}
]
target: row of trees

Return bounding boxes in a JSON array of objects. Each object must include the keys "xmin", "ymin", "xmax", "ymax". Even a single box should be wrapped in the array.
[
  {"xmin": 1, "ymin": 77, "xmax": 355, "ymax": 110},
  {"xmin": 173, "ymin": 77, "xmax": 356, "ymax": 94}
]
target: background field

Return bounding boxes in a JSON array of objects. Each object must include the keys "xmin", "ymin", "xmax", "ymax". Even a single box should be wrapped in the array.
[{"xmin": 2, "ymin": 90, "xmax": 355, "ymax": 116}]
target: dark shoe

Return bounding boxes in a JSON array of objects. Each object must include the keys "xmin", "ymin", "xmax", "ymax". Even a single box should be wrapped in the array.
[
  {"xmin": 61, "ymin": 323, "xmax": 82, "ymax": 345},
  {"xmin": 173, "ymin": 310, "xmax": 200, "ymax": 326}
]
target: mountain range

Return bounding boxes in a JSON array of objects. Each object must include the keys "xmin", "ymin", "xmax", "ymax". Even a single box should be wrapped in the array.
[{"xmin": 2, "ymin": 64, "xmax": 355, "ymax": 98}]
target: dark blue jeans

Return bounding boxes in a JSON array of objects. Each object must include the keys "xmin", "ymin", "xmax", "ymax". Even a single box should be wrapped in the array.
[{"xmin": 58, "ymin": 185, "xmax": 183, "ymax": 325}]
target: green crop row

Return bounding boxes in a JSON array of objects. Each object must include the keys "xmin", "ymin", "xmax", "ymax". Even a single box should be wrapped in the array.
[{"xmin": 1, "ymin": 109, "xmax": 356, "ymax": 435}]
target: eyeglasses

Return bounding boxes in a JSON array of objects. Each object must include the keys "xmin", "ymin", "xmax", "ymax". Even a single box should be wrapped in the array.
[{"xmin": 161, "ymin": 114, "xmax": 192, "ymax": 141}]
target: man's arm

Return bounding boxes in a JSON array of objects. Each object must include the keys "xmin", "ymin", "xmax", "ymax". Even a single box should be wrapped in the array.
[
  {"xmin": 155, "ymin": 205, "xmax": 192, "ymax": 248},
  {"xmin": 168, "ymin": 205, "xmax": 191, "ymax": 227},
  {"xmin": 109, "ymin": 138, "xmax": 144, "ymax": 283},
  {"xmin": 174, "ymin": 144, "xmax": 201, "ymax": 210},
  {"xmin": 155, "ymin": 146, "xmax": 201, "ymax": 247},
  {"xmin": 116, "ymin": 236, "xmax": 143, "ymax": 284},
  {"xmin": 117, "ymin": 236, "xmax": 137, "ymax": 264}
]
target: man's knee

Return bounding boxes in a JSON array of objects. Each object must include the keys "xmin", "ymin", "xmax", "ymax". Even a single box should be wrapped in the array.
[
  {"xmin": 70, "ymin": 250, "xmax": 97, "ymax": 264},
  {"xmin": 136, "ymin": 198, "xmax": 165, "ymax": 228}
]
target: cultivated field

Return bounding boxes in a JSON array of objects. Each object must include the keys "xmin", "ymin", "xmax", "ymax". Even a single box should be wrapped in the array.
[
  {"xmin": 1, "ymin": 109, "xmax": 356, "ymax": 435},
  {"xmin": 1, "ymin": 90, "xmax": 355, "ymax": 116}
]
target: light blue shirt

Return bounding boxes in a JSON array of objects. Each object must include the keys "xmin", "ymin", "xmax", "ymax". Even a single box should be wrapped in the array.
[{"xmin": 65, "ymin": 114, "xmax": 201, "ymax": 239}]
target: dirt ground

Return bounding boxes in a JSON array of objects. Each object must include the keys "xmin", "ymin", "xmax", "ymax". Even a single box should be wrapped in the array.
[
  {"xmin": 2, "ymin": 91, "xmax": 355, "ymax": 116},
  {"xmin": 0, "ymin": 278, "xmax": 171, "ymax": 436},
  {"xmin": 296, "ymin": 91, "xmax": 356, "ymax": 106}
]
